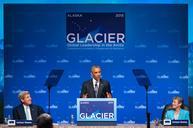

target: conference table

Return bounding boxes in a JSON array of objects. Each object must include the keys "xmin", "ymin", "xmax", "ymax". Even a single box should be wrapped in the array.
[{"xmin": 0, "ymin": 124, "xmax": 193, "ymax": 128}]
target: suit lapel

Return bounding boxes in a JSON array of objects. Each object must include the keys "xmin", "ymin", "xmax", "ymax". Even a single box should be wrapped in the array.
[
  {"xmin": 171, "ymin": 110, "xmax": 175, "ymax": 119},
  {"xmin": 178, "ymin": 109, "xmax": 183, "ymax": 119},
  {"xmin": 89, "ymin": 80, "xmax": 95, "ymax": 98},
  {"xmin": 21, "ymin": 105, "xmax": 27, "ymax": 119},
  {"xmin": 97, "ymin": 80, "xmax": 104, "ymax": 98},
  {"xmin": 29, "ymin": 105, "xmax": 35, "ymax": 120}
]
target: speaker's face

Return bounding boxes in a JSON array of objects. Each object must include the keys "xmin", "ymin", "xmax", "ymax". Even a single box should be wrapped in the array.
[
  {"xmin": 172, "ymin": 99, "xmax": 181, "ymax": 109},
  {"xmin": 21, "ymin": 94, "xmax": 32, "ymax": 106},
  {"xmin": 91, "ymin": 67, "xmax": 101, "ymax": 81}
]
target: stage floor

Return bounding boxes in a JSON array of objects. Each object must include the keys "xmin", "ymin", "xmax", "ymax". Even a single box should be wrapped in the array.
[{"xmin": 0, "ymin": 124, "xmax": 193, "ymax": 128}]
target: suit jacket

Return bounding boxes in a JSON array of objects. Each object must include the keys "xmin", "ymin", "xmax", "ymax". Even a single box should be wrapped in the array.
[
  {"xmin": 165, "ymin": 109, "xmax": 190, "ymax": 124},
  {"xmin": 80, "ymin": 79, "xmax": 112, "ymax": 98},
  {"xmin": 12, "ymin": 104, "xmax": 45, "ymax": 122}
]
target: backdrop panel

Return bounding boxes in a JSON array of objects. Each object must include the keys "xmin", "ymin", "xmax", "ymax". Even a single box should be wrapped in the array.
[{"xmin": 4, "ymin": 4, "xmax": 188, "ymax": 124}]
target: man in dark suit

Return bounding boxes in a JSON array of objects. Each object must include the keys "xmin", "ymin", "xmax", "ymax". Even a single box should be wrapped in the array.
[
  {"xmin": 80, "ymin": 65, "xmax": 112, "ymax": 98},
  {"xmin": 12, "ymin": 91, "xmax": 45, "ymax": 122}
]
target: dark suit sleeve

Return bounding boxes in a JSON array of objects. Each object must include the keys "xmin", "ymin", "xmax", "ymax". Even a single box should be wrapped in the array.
[
  {"xmin": 105, "ymin": 81, "xmax": 112, "ymax": 95},
  {"xmin": 80, "ymin": 81, "xmax": 87, "ymax": 98},
  {"xmin": 107, "ymin": 81, "xmax": 111, "ymax": 93},
  {"xmin": 12, "ymin": 107, "xmax": 19, "ymax": 120},
  {"xmin": 37, "ymin": 105, "xmax": 45, "ymax": 116}
]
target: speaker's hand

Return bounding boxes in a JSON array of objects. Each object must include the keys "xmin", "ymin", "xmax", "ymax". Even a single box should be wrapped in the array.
[
  {"xmin": 106, "ymin": 92, "xmax": 112, "ymax": 98},
  {"xmin": 82, "ymin": 93, "xmax": 88, "ymax": 98}
]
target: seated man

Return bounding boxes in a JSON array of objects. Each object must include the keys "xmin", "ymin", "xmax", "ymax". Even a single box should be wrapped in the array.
[
  {"xmin": 165, "ymin": 96, "xmax": 190, "ymax": 124},
  {"xmin": 37, "ymin": 113, "xmax": 53, "ymax": 128},
  {"xmin": 80, "ymin": 65, "xmax": 112, "ymax": 98},
  {"xmin": 12, "ymin": 91, "xmax": 45, "ymax": 123}
]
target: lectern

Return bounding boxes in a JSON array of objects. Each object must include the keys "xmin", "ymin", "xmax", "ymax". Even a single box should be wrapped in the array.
[{"xmin": 77, "ymin": 98, "xmax": 117, "ymax": 126}]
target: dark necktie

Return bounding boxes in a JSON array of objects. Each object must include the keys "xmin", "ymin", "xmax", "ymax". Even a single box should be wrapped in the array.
[{"xmin": 94, "ymin": 82, "xmax": 98, "ymax": 98}]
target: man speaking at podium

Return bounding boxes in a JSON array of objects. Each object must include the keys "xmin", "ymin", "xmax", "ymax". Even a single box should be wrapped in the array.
[{"xmin": 80, "ymin": 65, "xmax": 112, "ymax": 98}]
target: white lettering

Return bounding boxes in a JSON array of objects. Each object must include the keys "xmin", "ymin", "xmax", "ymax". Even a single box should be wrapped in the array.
[
  {"xmin": 85, "ymin": 33, "xmax": 94, "ymax": 43},
  {"xmin": 66, "ymin": 33, "xmax": 75, "ymax": 43},
  {"xmin": 79, "ymin": 113, "xmax": 114, "ymax": 119},
  {"xmin": 66, "ymin": 33, "xmax": 125, "ymax": 43}
]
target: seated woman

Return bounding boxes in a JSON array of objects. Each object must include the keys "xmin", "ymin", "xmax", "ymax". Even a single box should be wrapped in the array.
[{"xmin": 165, "ymin": 96, "xmax": 190, "ymax": 124}]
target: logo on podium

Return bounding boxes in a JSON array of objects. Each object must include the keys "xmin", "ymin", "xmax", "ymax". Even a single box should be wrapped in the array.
[{"xmin": 77, "ymin": 98, "xmax": 117, "ymax": 126}]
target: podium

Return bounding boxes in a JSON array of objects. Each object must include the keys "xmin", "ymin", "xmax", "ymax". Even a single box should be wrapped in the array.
[{"xmin": 77, "ymin": 98, "xmax": 117, "ymax": 126}]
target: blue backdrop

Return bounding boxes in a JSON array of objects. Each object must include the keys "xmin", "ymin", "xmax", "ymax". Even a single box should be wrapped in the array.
[{"xmin": 4, "ymin": 4, "xmax": 188, "ymax": 124}]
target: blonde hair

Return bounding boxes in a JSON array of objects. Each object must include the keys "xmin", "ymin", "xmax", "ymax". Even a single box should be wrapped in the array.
[
  {"xmin": 173, "ymin": 96, "xmax": 183, "ymax": 104},
  {"xmin": 18, "ymin": 91, "xmax": 30, "ymax": 100}
]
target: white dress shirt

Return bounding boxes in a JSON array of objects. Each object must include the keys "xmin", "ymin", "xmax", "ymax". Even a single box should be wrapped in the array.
[
  {"xmin": 92, "ymin": 78, "xmax": 99, "ymax": 88},
  {"xmin": 23, "ymin": 105, "xmax": 32, "ymax": 120}
]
